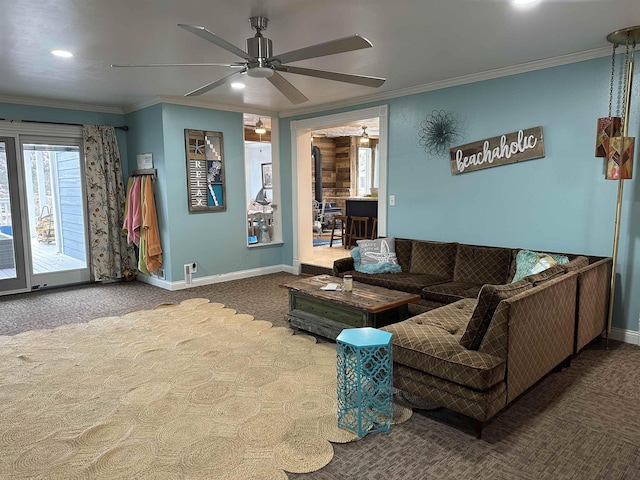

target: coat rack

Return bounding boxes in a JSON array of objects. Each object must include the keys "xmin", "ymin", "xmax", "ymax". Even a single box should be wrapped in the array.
[{"xmin": 131, "ymin": 168, "xmax": 157, "ymax": 181}]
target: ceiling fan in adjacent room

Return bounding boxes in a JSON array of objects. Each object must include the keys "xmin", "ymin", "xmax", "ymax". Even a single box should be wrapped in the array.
[{"xmin": 112, "ymin": 16, "xmax": 386, "ymax": 104}]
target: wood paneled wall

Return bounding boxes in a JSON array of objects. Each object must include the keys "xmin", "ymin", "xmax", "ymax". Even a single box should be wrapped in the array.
[
  {"xmin": 244, "ymin": 128, "xmax": 271, "ymax": 143},
  {"xmin": 310, "ymin": 135, "xmax": 378, "ymax": 214}
]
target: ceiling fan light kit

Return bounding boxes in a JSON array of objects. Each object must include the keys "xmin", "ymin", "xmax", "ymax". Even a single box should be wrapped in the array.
[
  {"xmin": 254, "ymin": 118, "xmax": 267, "ymax": 135},
  {"xmin": 360, "ymin": 126, "xmax": 370, "ymax": 144},
  {"xmin": 113, "ymin": 15, "xmax": 385, "ymax": 104}
]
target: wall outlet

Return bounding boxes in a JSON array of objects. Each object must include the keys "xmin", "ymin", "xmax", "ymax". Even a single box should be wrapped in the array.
[
  {"xmin": 155, "ymin": 268, "xmax": 165, "ymax": 280},
  {"xmin": 184, "ymin": 263, "xmax": 193, "ymax": 285},
  {"xmin": 191, "ymin": 262, "xmax": 197, "ymax": 273},
  {"xmin": 389, "ymin": 195, "xmax": 396, "ymax": 206}
]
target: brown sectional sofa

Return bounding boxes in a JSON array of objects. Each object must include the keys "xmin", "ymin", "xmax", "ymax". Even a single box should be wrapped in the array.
[{"xmin": 332, "ymin": 238, "xmax": 612, "ymax": 437}]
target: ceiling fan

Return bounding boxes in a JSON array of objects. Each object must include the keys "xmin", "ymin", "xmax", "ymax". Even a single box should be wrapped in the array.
[{"xmin": 112, "ymin": 16, "xmax": 385, "ymax": 104}]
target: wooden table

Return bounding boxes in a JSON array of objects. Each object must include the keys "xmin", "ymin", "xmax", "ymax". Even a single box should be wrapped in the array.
[{"xmin": 281, "ymin": 274, "xmax": 420, "ymax": 340}]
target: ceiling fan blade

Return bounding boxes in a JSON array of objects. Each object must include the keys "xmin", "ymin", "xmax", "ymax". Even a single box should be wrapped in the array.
[
  {"xmin": 111, "ymin": 63, "xmax": 245, "ymax": 68},
  {"xmin": 178, "ymin": 24, "xmax": 255, "ymax": 61},
  {"xmin": 267, "ymin": 71, "xmax": 309, "ymax": 104},
  {"xmin": 276, "ymin": 65, "xmax": 385, "ymax": 88},
  {"xmin": 184, "ymin": 69, "xmax": 246, "ymax": 97},
  {"xmin": 269, "ymin": 35, "xmax": 373, "ymax": 65}
]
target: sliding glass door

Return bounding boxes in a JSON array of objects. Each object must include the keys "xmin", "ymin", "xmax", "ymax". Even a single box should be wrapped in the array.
[
  {"xmin": 0, "ymin": 137, "xmax": 28, "ymax": 292},
  {"xmin": 0, "ymin": 130, "xmax": 90, "ymax": 295},
  {"xmin": 20, "ymin": 138, "xmax": 90, "ymax": 289}
]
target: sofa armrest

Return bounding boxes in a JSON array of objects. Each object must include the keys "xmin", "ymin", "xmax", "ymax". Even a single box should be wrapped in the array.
[
  {"xmin": 501, "ymin": 272, "xmax": 577, "ymax": 403},
  {"xmin": 332, "ymin": 257, "xmax": 354, "ymax": 277},
  {"xmin": 574, "ymin": 257, "xmax": 612, "ymax": 353}
]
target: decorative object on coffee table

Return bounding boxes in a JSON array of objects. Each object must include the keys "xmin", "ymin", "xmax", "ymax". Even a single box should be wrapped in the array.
[{"xmin": 337, "ymin": 327, "xmax": 393, "ymax": 438}]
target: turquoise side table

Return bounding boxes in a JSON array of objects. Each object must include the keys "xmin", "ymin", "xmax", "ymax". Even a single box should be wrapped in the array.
[{"xmin": 336, "ymin": 327, "xmax": 393, "ymax": 438}]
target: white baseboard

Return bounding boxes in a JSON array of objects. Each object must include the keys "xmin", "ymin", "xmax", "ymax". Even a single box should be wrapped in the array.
[
  {"xmin": 609, "ymin": 327, "xmax": 640, "ymax": 346},
  {"xmin": 135, "ymin": 273, "xmax": 173, "ymax": 289},
  {"xmin": 136, "ymin": 264, "xmax": 295, "ymax": 291}
]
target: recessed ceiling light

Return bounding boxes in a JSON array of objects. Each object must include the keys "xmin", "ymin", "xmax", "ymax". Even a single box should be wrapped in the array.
[
  {"xmin": 513, "ymin": 0, "xmax": 540, "ymax": 5},
  {"xmin": 231, "ymin": 82, "xmax": 246, "ymax": 90},
  {"xmin": 51, "ymin": 49, "xmax": 73, "ymax": 58}
]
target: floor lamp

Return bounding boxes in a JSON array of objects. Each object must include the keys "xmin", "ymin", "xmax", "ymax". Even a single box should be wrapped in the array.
[{"xmin": 601, "ymin": 26, "xmax": 639, "ymax": 347}]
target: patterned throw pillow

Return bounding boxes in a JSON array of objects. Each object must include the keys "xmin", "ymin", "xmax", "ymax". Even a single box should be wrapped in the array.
[
  {"xmin": 351, "ymin": 238, "xmax": 402, "ymax": 274},
  {"xmin": 512, "ymin": 250, "xmax": 569, "ymax": 283},
  {"xmin": 460, "ymin": 280, "xmax": 532, "ymax": 350}
]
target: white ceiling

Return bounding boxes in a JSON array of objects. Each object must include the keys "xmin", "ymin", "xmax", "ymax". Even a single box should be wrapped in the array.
[{"xmin": 1, "ymin": 1, "xmax": 638, "ymax": 116}]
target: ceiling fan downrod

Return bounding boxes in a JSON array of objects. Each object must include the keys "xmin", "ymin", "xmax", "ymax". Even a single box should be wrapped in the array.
[{"xmin": 246, "ymin": 16, "xmax": 274, "ymax": 77}]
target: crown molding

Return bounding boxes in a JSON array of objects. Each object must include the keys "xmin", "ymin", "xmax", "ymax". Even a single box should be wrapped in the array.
[
  {"xmin": 159, "ymin": 96, "xmax": 278, "ymax": 118},
  {"xmin": 121, "ymin": 96, "xmax": 162, "ymax": 114},
  {"xmin": 279, "ymin": 46, "xmax": 612, "ymax": 118},
  {"xmin": 0, "ymin": 94, "xmax": 125, "ymax": 115},
  {"xmin": 123, "ymin": 95, "xmax": 278, "ymax": 118}
]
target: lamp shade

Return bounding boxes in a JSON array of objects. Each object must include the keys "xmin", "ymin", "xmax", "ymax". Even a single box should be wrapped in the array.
[
  {"xmin": 596, "ymin": 117, "xmax": 622, "ymax": 157},
  {"xmin": 606, "ymin": 136, "xmax": 634, "ymax": 180}
]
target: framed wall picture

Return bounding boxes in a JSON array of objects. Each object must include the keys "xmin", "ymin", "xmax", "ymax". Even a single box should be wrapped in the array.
[
  {"xmin": 185, "ymin": 129, "xmax": 226, "ymax": 212},
  {"xmin": 261, "ymin": 162, "xmax": 273, "ymax": 189}
]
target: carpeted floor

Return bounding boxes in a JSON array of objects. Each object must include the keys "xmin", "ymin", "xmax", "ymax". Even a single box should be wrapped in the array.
[
  {"xmin": 2, "ymin": 274, "xmax": 640, "ymax": 479},
  {"xmin": 0, "ymin": 297, "xmax": 411, "ymax": 478}
]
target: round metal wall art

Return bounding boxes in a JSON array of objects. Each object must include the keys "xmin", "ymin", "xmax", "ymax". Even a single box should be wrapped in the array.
[{"xmin": 418, "ymin": 110, "xmax": 463, "ymax": 157}]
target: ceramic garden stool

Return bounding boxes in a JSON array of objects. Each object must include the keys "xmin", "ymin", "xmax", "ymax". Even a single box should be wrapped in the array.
[{"xmin": 336, "ymin": 327, "xmax": 393, "ymax": 438}]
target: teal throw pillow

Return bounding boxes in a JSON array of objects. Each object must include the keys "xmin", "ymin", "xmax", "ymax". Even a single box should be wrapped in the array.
[
  {"xmin": 351, "ymin": 244, "xmax": 402, "ymax": 274},
  {"xmin": 512, "ymin": 249, "xmax": 569, "ymax": 282}
]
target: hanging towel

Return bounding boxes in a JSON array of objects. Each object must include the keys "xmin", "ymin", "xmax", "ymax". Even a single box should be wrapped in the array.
[
  {"xmin": 142, "ymin": 175, "xmax": 163, "ymax": 273},
  {"xmin": 137, "ymin": 177, "xmax": 150, "ymax": 275},
  {"xmin": 122, "ymin": 176, "xmax": 133, "ymax": 237},
  {"xmin": 123, "ymin": 176, "xmax": 142, "ymax": 245}
]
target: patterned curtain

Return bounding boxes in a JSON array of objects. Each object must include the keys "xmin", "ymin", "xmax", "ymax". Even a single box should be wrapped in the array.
[{"xmin": 83, "ymin": 125, "xmax": 135, "ymax": 280}]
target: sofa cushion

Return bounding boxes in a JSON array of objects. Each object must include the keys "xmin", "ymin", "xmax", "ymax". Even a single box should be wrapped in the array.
[
  {"xmin": 393, "ymin": 364, "xmax": 507, "ymax": 422},
  {"xmin": 560, "ymin": 255, "xmax": 589, "ymax": 272},
  {"xmin": 382, "ymin": 300, "xmax": 506, "ymax": 391},
  {"xmin": 512, "ymin": 249, "xmax": 569, "ymax": 282},
  {"xmin": 523, "ymin": 264, "xmax": 565, "ymax": 286},
  {"xmin": 395, "ymin": 238, "xmax": 414, "ymax": 272},
  {"xmin": 348, "ymin": 271, "xmax": 448, "ymax": 295},
  {"xmin": 460, "ymin": 280, "xmax": 532, "ymax": 350},
  {"xmin": 421, "ymin": 282, "xmax": 482, "ymax": 304},
  {"xmin": 410, "ymin": 241, "xmax": 458, "ymax": 278},
  {"xmin": 454, "ymin": 244, "xmax": 512, "ymax": 285}
]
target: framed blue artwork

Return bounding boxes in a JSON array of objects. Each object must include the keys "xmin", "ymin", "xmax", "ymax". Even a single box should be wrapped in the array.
[{"xmin": 185, "ymin": 129, "xmax": 227, "ymax": 211}]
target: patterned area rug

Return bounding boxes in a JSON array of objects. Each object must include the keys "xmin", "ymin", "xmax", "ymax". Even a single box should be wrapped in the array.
[
  {"xmin": 0, "ymin": 298, "xmax": 411, "ymax": 479},
  {"xmin": 313, "ymin": 238, "xmax": 341, "ymax": 247}
]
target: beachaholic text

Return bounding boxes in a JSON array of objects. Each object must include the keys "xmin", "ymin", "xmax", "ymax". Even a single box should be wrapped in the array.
[{"xmin": 449, "ymin": 127, "xmax": 545, "ymax": 175}]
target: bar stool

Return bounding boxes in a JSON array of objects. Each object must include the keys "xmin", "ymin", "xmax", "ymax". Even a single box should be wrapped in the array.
[
  {"xmin": 348, "ymin": 216, "xmax": 369, "ymax": 248},
  {"xmin": 329, "ymin": 214, "xmax": 347, "ymax": 248},
  {"xmin": 370, "ymin": 217, "xmax": 378, "ymax": 240}
]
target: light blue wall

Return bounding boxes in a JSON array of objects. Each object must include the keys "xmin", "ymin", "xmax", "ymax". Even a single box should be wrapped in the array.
[
  {"xmin": 124, "ymin": 104, "xmax": 170, "ymax": 277},
  {"xmin": 156, "ymin": 103, "xmax": 284, "ymax": 282},
  {"xmin": 280, "ymin": 56, "xmax": 640, "ymax": 332}
]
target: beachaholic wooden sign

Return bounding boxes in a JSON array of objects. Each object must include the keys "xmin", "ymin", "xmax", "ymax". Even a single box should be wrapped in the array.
[{"xmin": 449, "ymin": 126, "xmax": 545, "ymax": 175}]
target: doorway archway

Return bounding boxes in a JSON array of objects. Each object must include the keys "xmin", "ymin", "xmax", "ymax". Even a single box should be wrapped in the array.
[{"xmin": 289, "ymin": 105, "xmax": 388, "ymax": 273}]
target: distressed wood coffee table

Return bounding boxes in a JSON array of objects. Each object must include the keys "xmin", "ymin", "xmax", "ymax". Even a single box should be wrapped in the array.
[{"xmin": 281, "ymin": 274, "xmax": 421, "ymax": 340}]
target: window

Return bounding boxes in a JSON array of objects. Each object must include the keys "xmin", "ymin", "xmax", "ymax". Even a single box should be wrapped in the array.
[{"xmin": 357, "ymin": 145, "xmax": 378, "ymax": 197}]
